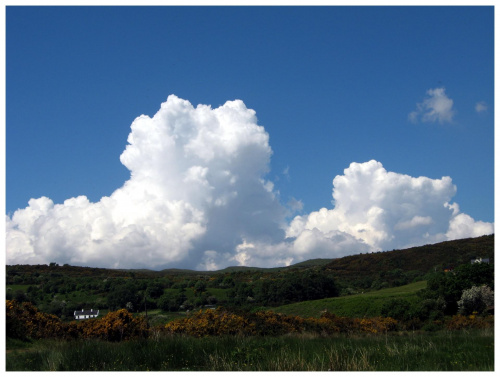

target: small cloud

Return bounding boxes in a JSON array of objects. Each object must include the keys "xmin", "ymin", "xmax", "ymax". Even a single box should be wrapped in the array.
[
  {"xmin": 287, "ymin": 197, "xmax": 303, "ymax": 213},
  {"xmin": 475, "ymin": 102, "xmax": 488, "ymax": 113},
  {"xmin": 395, "ymin": 216, "xmax": 433, "ymax": 231},
  {"xmin": 408, "ymin": 111, "xmax": 419, "ymax": 124},
  {"xmin": 409, "ymin": 87, "xmax": 455, "ymax": 124},
  {"xmin": 282, "ymin": 166, "xmax": 290, "ymax": 181}
]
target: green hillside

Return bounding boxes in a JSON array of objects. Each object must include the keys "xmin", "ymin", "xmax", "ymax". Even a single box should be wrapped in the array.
[
  {"xmin": 323, "ymin": 234, "xmax": 493, "ymax": 286},
  {"xmin": 6, "ymin": 234, "xmax": 493, "ymax": 281},
  {"xmin": 6, "ymin": 235, "xmax": 494, "ymax": 322},
  {"xmin": 272, "ymin": 281, "xmax": 427, "ymax": 318}
]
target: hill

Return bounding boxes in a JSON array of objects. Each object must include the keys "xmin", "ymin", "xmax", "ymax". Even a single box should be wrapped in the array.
[
  {"xmin": 6, "ymin": 235, "xmax": 493, "ymax": 283},
  {"xmin": 322, "ymin": 234, "xmax": 493, "ymax": 287},
  {"xmin": 272, "ymin": 281, "xmax": 427, "ymax": 318},
  {"xmin": 6, "ymin": 235, "xmax": 494, "ymax": 323}
]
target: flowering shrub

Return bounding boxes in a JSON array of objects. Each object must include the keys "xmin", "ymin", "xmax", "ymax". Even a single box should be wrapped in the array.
[
  {"xmin": 457, "ymin": 285, "xmax": 494, "ymax": 315},
  {"xmin": 76, "ymin": 309, "xmax": 148, "ymax": 341},
  {"xmin": 308, "ymin": 312, "xmax": 356, "ymax": 334},
  {"xmin": 357, "ymin": 317, "xmax": 398, "ymax": 333},
  {"xmin": 306, "ymin": 312, "xmax": 398, "ymax": 335},
  {"xmin": 6, "ymin": 300, "xmax": 67, "ymax": 340},
  {"xmin": 251, "ymin": 311, "xmax": 305, "ymax": 336},
  {"xmin": 6, "ymin": 300, "xmax": 148, "ymax": 341},
  {"xmin": 445, "ymin": 314, "xmax": 494, "ymax": 330},
  {"xmin": 8, "ymin": 299, "xmax": 493, "ymax": 341},
  {"xmin": 164, "ymin": 308, "xmax": 399, "ymax": 337},
  {"xmin": 165, "ymin": 309, "xmax": 252, "ymax": 337}
]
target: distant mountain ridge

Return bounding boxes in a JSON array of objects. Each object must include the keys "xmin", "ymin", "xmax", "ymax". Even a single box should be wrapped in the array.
[{"xmin": 6, "ymin": 235, "xmax": 493, "ymax": 280}]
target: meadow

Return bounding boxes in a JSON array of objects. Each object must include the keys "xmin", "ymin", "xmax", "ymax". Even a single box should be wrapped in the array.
[
  {"xmin": 6, "ymin": 329, "xmax": 494, "ymax": 371},
  {"xmin": 272, "ymin": 281, "xmax": 426, "ymax": 318}
]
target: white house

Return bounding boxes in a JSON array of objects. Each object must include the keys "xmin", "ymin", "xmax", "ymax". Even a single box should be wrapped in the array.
[{"xmin": 74, "ymin": 309, "xmax": 99, "ymax": 320}]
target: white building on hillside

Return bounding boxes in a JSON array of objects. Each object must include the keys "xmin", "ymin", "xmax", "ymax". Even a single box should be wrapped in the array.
[{"xmin": 74, "ymin": 309, "xmax": 99, "ymax": 320}]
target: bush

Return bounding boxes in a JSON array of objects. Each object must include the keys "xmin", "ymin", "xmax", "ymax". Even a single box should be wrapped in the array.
[
  {"xmin": 6, "ymin": 300, "xmax": 67, "ymax": 340},
  {"xmin": 415, "ymin": 298, "xmax": 446, "ymax": 321},
  {"xmin": 76, "ymin": 309, "xmax": 148, "ymax": 341},
  {"xmin": 423, "ymin": 262, "xmax": 494, "ymax": 315},
  {"xmin": 421, "ymin": 322, "xmax": 441, "ymax": 332},
  {"xmin": 380, "ymin": 299, "xmax": 411, "ymax": 321},
  {"xmin": 164, "ymin": 308, "xmax": 399, "ymax": 337},
  {"xmin": 6, "ymin": 300, "xmax": 148, "ymax": 342},
  {"xmin": 457, "ymin": 285, "xmax": 494, "ymax": 315},
  {"xmin": 446, "ymin": 314, "xmax": 494, "ymax": 330},
  {"xmin": 165, "ymin": 308, "xmax": 251, "ymax": 337}
]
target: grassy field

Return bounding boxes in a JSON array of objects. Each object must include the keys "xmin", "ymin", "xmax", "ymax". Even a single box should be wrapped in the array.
[
  {"xmin": 6, "ymin": 284, "xmax": 32, "ymax": 292},
  {"xmin": 272, "ymin": 281, "xmax": 427, "ymax": 318},
  {"xmin": 6, "ymin": 328, "xmax": 494, "ymax": 371},
  {"xmin": 142, "ymin": 310, "xmax": 187, "ymax": 327},
  {"xmin": 206, "ymin": 287, "xmax": 229, "ymax": 300}
]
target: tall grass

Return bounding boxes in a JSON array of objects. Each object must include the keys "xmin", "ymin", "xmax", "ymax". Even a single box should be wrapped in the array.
[{"xmin": 6, "ymin": 328, "xmax": 493, "ymax": 371}]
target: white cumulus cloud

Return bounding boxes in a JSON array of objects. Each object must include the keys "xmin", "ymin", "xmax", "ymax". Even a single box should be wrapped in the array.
[
  {"xmin": 286, "ymin": 160, "xmax": 493, "ymax": 254},
  {"xmin": 409, "ymin": 87, "xmax": 455, "ymax": 124},
  {"xmin": 6, "ymin": 97, "xmax": 493, "ymax": 270},
  {"xmin": 6, "ymin": 95, "xmax": 288, "ymax": 270}
]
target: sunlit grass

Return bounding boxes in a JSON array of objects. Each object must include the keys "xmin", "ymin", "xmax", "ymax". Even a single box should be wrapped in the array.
[
  {"xmin": 273, "ymin": 281, "xmax": 427, "ymax": 318},
  {"xmin": 6, "ymin": 284, "xmax": 32, "ymax": 292}
]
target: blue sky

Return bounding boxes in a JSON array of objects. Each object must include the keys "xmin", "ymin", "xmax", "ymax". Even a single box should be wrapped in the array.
[{"xmin": 5, "ymin": 6, "xmax": 494, "ymax": 269}]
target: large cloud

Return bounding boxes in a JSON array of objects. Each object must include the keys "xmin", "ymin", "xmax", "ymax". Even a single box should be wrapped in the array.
[
  {"xmin": 286, "ymin": 160, "xmax": 493, "ymax": 256},
  {"xmin": 6, "ymin": 96, "xmax": 493, "ymax": 270},
  {"xmin": 6, "ymin": 95, "xmax": 287, "ymax": 269}
]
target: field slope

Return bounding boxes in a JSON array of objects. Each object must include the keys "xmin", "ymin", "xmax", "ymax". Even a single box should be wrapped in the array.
[{"xmin": 272, "ymin": 281, "xmax": 427, "ymax": 318}]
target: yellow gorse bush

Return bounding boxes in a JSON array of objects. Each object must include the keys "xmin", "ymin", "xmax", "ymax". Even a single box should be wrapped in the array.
[
  {"xmin": 164, "ymin": 308, "xmax": 399, "ymax": 337},
  {"xmin": 7, "ymin": 299, "xmax": 494, "ymax": 341},
  {"xmin": 445, "ymin": 314, "xmax": 494, "ymax": 330},
  {"xmin": 74, "ymin": 309, "xmax": 148, "ymax": 341},
  {"xmin": 165, "ymin": 309, "xmax": 252, "ymax": 337},
  {"xmin": 6, "ymin": 300, "xmax": 64, "ymax": 339},
  {"xmin": 6, "ymin": 300, "xmax": 148, "ymax": 341}
]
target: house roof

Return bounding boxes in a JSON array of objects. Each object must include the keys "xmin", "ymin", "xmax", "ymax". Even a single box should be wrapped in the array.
[{"xmin": 75, "ymin": 309, "xmax": 99, "ymax": 316}]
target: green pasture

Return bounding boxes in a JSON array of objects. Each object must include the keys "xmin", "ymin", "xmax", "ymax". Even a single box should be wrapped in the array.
[
  {"xmin": 273, "ymin": 281, "xmax": 427, "ymax": 318},
  {"xmin": 6, "ymin": 284, "xmax": 32, "ymax": 292},
  {"xmin": 206, "ymin": 287, "xmax": 229, "ymax": 300}
]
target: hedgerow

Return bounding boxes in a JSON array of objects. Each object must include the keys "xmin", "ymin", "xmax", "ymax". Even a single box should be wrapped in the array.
[
  {"xmin": 164, "ymin": 308, "xmax": 399, "ymax": 337},
  {"xmin": 445, "ymin": 313, "xmax": 494, "ymax": 331},
  {"xmin": 7, "ymin": 300, "xmax": 494, "ymax": 342}
]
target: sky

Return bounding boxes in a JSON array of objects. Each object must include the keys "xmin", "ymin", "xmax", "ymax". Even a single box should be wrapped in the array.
[{"xmin": 5, "ymin": 5, "xmax": 495, "ymax": 270}]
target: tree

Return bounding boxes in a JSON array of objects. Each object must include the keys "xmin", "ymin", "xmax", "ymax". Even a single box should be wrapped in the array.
[
  {"xmin": 221, "ymin": 276, "xmax": 235, "ymax": 288},
  {"xmin": 421, "ymin": 262, "xmax": 494, "ymax": 315},
  {"xmin": 146, "ymin": 281, "xmax": 164, "ymax": 299},
  {"xmin": 228, "ymin": 282, "xmax": 254, "ymax": 306},
  {"xmin": 159, "ymin": 291, "xmax": 186, "ymax": 312},
  {"xmin": 107, "ymin": 281, "xmax": 140, "ymax": 311},
  {"xmin": 194, "ymin": 280, "xmax": 207, "ymax": 296},
  {"xmin": 415, "ymin": 298, "xmax": 446, "ymax": 321},
  {"xmin": 381, "ymin": 298, "xmax": 412, "ymax": 321}
]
